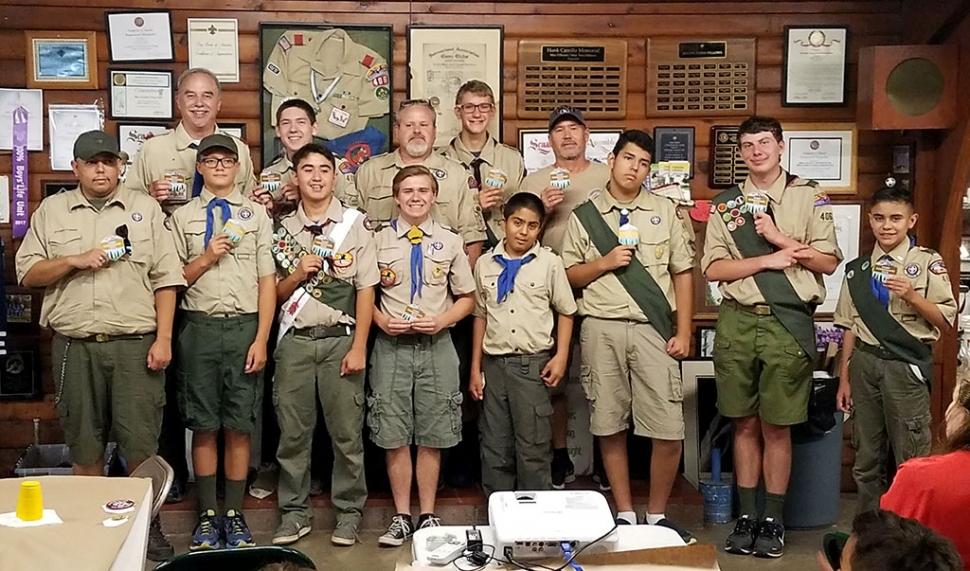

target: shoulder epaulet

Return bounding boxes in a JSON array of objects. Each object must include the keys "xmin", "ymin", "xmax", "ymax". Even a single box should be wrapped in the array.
[
  {"xmin": 917, "ymin": 246, "xmax": 937, "ymax": 255},
  {"xmin": 571, "ymin": 197, "xmax": 595, "ymax": 213}
]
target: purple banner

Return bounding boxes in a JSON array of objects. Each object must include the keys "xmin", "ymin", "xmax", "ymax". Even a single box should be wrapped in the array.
[{"xmin": 12, "ymin": 106, "xmax": 28, "ymax": 238}]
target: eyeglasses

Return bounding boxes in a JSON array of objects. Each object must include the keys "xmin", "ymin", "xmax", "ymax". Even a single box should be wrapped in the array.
[
  {"xmin": 458, "ymin": 103, "xmax": 495, "ymax": 114},
  {"xmin": 200, "ymin": 157, "xmax": 238, "ymax": 168}
]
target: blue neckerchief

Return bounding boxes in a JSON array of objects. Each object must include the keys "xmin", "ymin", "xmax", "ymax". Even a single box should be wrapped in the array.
[
  {"xmin": 188, "ymin": 142, "xmax": 205, "ymax": 197},
  {"xmin": 204, "ymin": 198, "xmax": 231, "ymax": 248},
  {"xmin": 494, "ymin": 253, "xmax": 536, "ymax": 303}
]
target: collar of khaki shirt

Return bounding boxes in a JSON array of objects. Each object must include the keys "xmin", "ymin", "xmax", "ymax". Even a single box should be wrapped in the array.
[
  {"xmin": 297, "ymin": 29, "xmax": 363, "ymax": 79},
  {"xmin": 174, "ymin": 122, "xmax": 236, "ymax": 153},
  {"xmin": 394, "ymin": 216, "xmax": 435, "ymax": 238},
  {"xmin": 489, "ymin": 238, "xmax": 542, "ymax": 261},
  {"xmin": 448, "ymin": 134, "xmax": 498, "ymax": 166},
  {"xmin": 741, "ymin": 169, "xmax": 790, "ymax": 204},
  {"xmin": 200, "ymin": 187, "xmax": 245, "ymax": 206},
  {"xmin": 296, "ymin": 198, "xmax": 346, "ymax": 228},
  {"xmin": 592, "ymin": 184, "xmax": 657, "ymax": 215},
  {"xmin": 66, "ymin": 186, "xmax": 129, "ymax": 211},
  {"xmin": 384, "ymin": 149, "xmax": 448, "ymax": 171},
  {"xmin": 873, "ymin": 239, "xmax": 912, "ymax": 264}
]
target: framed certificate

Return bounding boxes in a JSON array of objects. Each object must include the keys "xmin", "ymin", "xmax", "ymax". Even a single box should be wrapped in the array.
[
  {"xmin": 816, "ymin": 202, "xmax": 862, "ymax": 315},
  {"xmin": 187, "ymin": 18, "xmax": 240, "ymax": 83},
  {"xmin": 783, "ymin": 27, "xmax": 849, "ymax": 107},
  {"xmin": 108, "ymin": 70, "xmax": 174, "ymax": 121},
  {"xmin": 105, "ymin": 11, "xmax": 175, "ymax": 63},
  {"xmin": 25, "ymin": 31, "xmax": 98, "ymax": 90},
  {"xmin": 117, "ymin": 123, "xmax": 169, "ymax": 168},
  {"xmin": 48, "ymin": 104, "xmax": 103, "ymax": 171},
  {"xmin": 781, "ymin": 123, "xmax": 857, "ymax": 193},
  {"xmin": 219, "ymin": 123, "xmax": 247, "ymax": 141},
  {"xmin": 654, "ymin": 126, "xmax": 695, "ymax": 178}
]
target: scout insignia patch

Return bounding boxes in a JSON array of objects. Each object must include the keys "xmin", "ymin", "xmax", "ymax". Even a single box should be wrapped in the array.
[
  {"xmin": 239, "ymin": 207, "xmax": 254, "ymax": 220},
  {"xmin": 267, "ymin": 63, "xmax": 281, "ymax": 75},
  {"xmin": 339, "ymin": 160, "xmax": 356, "ymax": 175},
  {"xmin": 432, "ymin": 168, "xmax": 447, "ymax": 180},
  {"xmin": 131, "ymin": 212, "xmax": 143, "ymax": 222},
  {"xmin": 367, "ymin": 64, "xmax": 389, "ymax": 87},
  {"xmin": 813, "ymin": 192, "xmax": 831, "ymax": 206},
  {"xmin": 293, "ymin": 33, "xmax": 304, "ymax": 46},
  {"xmin": 929, "ymin": 260, "xmax": 947, "ymax": 275},
  {"xmin": 905, "ymin": 264, "xmax": 921, "ymax": 277},
  {"xmin": 346, "ymin": 142, "xmax": 372, "ymax": 167},
  {"xmin": 650, "ymin": 215, "xmax": 662, "ymax": 225},
  {"xmin": 375, "ymin": 86, "xmax": 390, "ymax": 100},
  {"xmin": 363, "ymin": 217, "xmax": 379, "ymax": 231},
  {"xmin": 380, "ymin": 267, "xmax": 396, "ymax": 286},
  {"xmin": 432, "ymin": 265, "xmax": 444, "ymax": 279}
]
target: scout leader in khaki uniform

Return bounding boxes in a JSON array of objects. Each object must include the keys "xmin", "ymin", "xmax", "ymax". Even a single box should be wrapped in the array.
[
  {"xmin": 355, "ymin": 100, "xmax": 488, "ymax": 266},
  {"xmin": 562, "ymin": 130, "xmax": 695, "ymax": 542},
  {"xmin": 702, "ymin": 116, "xmax": 843, "ymax": 559},
  {"xmin": 441, "ymin": 80, "xmax": 526, "ymax": 248},
  {"xmin": 168, "ymin": 134, "xmax": 276, "ymax": 551},
  {"xmin": 255, "ymin": 98, "xmax": 359, "ymax": 212},
  {"xmin": 469, "ymin": 192, "xmax": 577, "ymax": 494},
  {"xmin": 369, "ymin": 166, "xmax": 476, "ymax": 546},
  {"xmin": 263, "ymin": 28, "xmax": 390, "ymax": 141},
  {"xmin": 15, "ymin": 130, "xmax": 184, "ymax": 555},
  {"xmin": 271, "ymin": 144, "xmax": 378, "ymax": 547},
  {"xmin": 126, "ymin": 68, "xmax": 257, "ymax": 212},
  {"xmin": 833, "ymin": 185, "xmax": 956, "ymax": 516}
]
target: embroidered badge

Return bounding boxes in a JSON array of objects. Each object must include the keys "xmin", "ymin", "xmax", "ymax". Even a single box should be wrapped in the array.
[
  {"xmin": 905, "ymin": 264, "xmax": 921, "ymax": 277},
  {"xmin": 361, "ymin": 54, "xmax": 375, "ymax": 68},
  {"xmin": 267, "ymin": 62, "xmax": 281, "ymax": 75},
  {"xmin": 717, "ymin": 203, "xmax": 728, "ymax": 213},
  {"xmin": 650, "ymin": 215, "xmax": 661, "ymax": 225},
  {"xmin": 333, "ymin": 252, "xmax": 354, "ymax": 269},
  {"xmin": 929, "ymin": 260, "xmax": 947, "ymax": 275},
  {"xmin": 131, "ymin": 212, "xmax": 143, "ymax": 222},
  {"xmin": 278, "ymin": 36, "xmax": 291, "ymax": 51},
  {"xmin": 813, "ymin": 192, "xmax": 831, "ymax": 206},
  {"xmin": 238, "ymin": 207, "xmax": 253, "ymax": 220},
  {"xmin": 432, "ymin": 168, "xmax": 447, "ymax": 180},
  {"xmin": 380, "ymin": 267, "xmax": 396, "ymax": 286},
  {"xmin": 375, "ymin": 86, "xmax": 390, "ymax": 100},
  {"xmin": 727, "ymin": 221, "xmax": 737, "ymax": 232}
]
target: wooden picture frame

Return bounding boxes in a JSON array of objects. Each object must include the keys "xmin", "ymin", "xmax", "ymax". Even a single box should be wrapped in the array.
[
  {"xmin": 219, "ymin": 123, "xmax": 247, "ymax": 142},
  {"xmin": 782, "ymin": 26, "xmax": 849, "ymax": 107},
  {"xmin": 25, "ymin": 31, "xmax": 98, "ymax": 90},
  {"xmin": 108, "ymin": 70, "xmax": 175, "ymax": 121},
  {"xmin": 781, "ymin": 122, "xmax": 858, "ymax": 194}
]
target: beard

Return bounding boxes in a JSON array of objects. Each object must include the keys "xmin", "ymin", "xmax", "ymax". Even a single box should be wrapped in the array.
[{"xmin": 404, "ymin": 139, "xmax": 430, "ymax": 157}]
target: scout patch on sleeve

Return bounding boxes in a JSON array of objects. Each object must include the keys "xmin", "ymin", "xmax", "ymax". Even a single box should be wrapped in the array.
[
  {"xmin": 267, "ymin": 63, "xmax": 281, "ymax": 75},
  {"xmin": 278, "ymin": 36, "xmax": 292, "ymax": 51},
  {"xmin": 813, "ymin": 191, "xmax": 831, "ymax": 206},
  {"xmin": 432, "ymin": 168, "xmax": 447, "ymax": 180},
  {"xmin": 929, "ymin": 260, "xmax": 947, "ymax": 275}
]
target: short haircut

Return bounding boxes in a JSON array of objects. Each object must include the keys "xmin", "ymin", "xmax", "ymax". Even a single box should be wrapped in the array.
[
  {"xmin": 392, "ymin": 165, "xmax": 438, "ymax": 197},
  {"xmin": 292, "ymin": 143, "xmax": 335, "ymax": 170},
  {"xmin": 871, "ymin": 185, "xmax": 915, "ymax": 209},
  {"xmin": 177, "ymin": 68, "xmax": 221, "ymax": 95},
  {"xmin": 851, "ymin": 510, "xmax": 962, "ymax": 571},
  {"xmin": 504, "ymin": 192, "xmax": 546, "ymax": 225},
  {"xmin": 394, "ymin": 99, "xmax": 437, "ymax": 127},
  {"xmin": 276, "ymin": 98, "xmax": 316, "ymax": 125},
  {"xmin": 455, "ymin": 80, "xmax": 495, "ymax": 105},
  {"xmin": 738, "ymin": 115, "xmax": 783, "ymax": 143},
  {"xmin": 612, "ymin": 129, "xmax": 655, "ymax": 159}
]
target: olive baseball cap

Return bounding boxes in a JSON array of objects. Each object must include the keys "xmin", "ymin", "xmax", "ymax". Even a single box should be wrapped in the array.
[
  {"xmin": 73, "ymin": 130, "xmax": 127, "ymax": 161},
  {"xmin": 196, "ymin": 133, "xmax": 238, "ymax": 158}
]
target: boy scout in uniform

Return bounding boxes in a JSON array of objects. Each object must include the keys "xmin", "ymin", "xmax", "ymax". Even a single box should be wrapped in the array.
[
  {"xmin": 169, "ymin": 134, "xmax": 276, "ymax": 551},
  {"xmin": 263, "ymin": 28, "xmax": 390, "ymax": 141},
  {"xmin": 561, "ymin": 130, "xmax": 695, "ymax": 543},
  {"xmin": 470, "ymin": 192, "xmax": 577, "ymax": 494},
  {"xmin": 369, "ymin": 165, "xmax": 476, "ymax": 546},
  {"xmin": 703, "ymin": 116, "xmax": 842, "ymax": 558},
  {"xmin": 271, "ymin": 144, "xmax": 378, "ymax": 547},
  {"xmin": 834, "ymin": 184, "xmax": 956, "ymax": 515},
  {"xmin": 16, "ymin": 130, "xmax": 184, "ymax": 561},
  {"xmin": 441, "ymin": 80, "xmax": 526, "ymax": 248}
]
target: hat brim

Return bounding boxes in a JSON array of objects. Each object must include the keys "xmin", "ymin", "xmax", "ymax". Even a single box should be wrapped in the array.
[{"xmin": 548, "ymin": 113, "xmax": 586, "ymax": 130}]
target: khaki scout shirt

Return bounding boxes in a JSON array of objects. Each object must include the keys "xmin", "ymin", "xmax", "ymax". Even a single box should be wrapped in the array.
[
  {"xmin": 277, "ymin": 200, "xmax": 379, "ymax": 328},
  {"xmin": 374, "ymin": 217, "xmax": 476, "ymax": 320},
  {"xmin": 834, "ymin": 241, "xmax": 957, "ymax": 345},
  {"xmin": 441, "ymin": 135, "xmax": 526, "ymax": 241},
  {"xmin": 125, "ymin": 123, "xmax": 258, "ymax": 212},
  {"xmin": 263, "ymin": 29, "xmax": 389, "ymax": 141},
  {"xmin": 522, "ymin": 161, "xmax": 611, "ymax": 253},
  {"xmin": 355, "ymin": 150, "xmax": 487, "ymax": 244},
  {"xmin": 261, "ymin": 154, "xmax": 360, "ymax": 208},
  {"xmin": 561, "ymin": 188, "xmax": 694, "ymax": 321},
  {"xmin": 15, "ymin": 186, "xmax": 185, "ymax": 338},
  {"xmin": 170, "ymin": 189, "xmax": 275, "ymax": 315},
  {"xmin": 474, "ymin": 241, "xmax": 577, "ymax": 355},
  {"xmin": 701, "ymin": 171, "xmax": 843, "ymax": 306}
]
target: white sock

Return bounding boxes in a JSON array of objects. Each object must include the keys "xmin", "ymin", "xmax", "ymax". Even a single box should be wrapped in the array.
[
  {"xmin": 616, "ymin": 511, "xmax": 637, "ymax": 525},
  {"xmin": 645, "ymin": 513, "xmax": 665, "ymax": 525}
]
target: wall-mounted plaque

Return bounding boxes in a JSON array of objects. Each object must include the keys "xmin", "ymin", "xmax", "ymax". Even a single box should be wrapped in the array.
[
  {"xmin": 654, "ymin": 126, "xmax": 695, "ymax": 178},
  {"xmin": 517, "ymin": 39, "xmax": 627, "ymax": 119},
  {"xmin": 0, "ymin": 350, "xmax": 40, "ymax": 401},
  {"xmin": 709, "ymin": 125, "xmax": 748, "ymax": 188},
  {"xmin": 647, "ymin": 38, "xmax": 755, "ymax": 117}
]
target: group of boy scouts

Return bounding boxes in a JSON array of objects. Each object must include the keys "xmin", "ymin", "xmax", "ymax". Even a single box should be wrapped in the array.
[{"xmin": 14, "ymin": 66, "xmax": 956, "ymax": 563}]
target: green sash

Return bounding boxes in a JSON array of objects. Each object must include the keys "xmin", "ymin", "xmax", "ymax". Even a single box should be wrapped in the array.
[
  {"xmin": 845, "ymin": 256, "xmax": 933, "ymax": 385},
  {"xmin": 714, "ymin": 183, "xmax": 817, "ymax": 360},
  {"xmin": 271, "ymin": 221, "xmax": 356, "ymax": 317},
  {"xmin": 574, "ymin": 201, "xmax": 674, "ymax": 341}
]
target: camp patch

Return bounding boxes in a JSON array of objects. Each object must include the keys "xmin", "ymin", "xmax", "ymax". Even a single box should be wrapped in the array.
[
  {"xmin": 367, "ymin": 64, "xmax": 389, "ymax": 87},
  {"xmin": 929, "ymin": 260, "xmax": 947, "ymax": 275},
  {"xmin": 813, "ymin": 192, "xmax": 831, "ymax": 206}
]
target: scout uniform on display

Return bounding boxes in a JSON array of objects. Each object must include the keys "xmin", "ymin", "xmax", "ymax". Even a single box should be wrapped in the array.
[
  {"xmin": 260, "ymin": 153, "xmax": 360, "ymax": 208},
  {"xmin": 521, "ymin": 162, "xmax": 611, "ymax": 253},
  {"xmin": 701, "ymin": 172, "xmax": 843, "ymax": 426},
  {"xmin": 834, "ymin": 240, "xmax": 956, "ymax": 514},
  {"xmin": 263, "ymin": 29, "xmax": 390, "ymax": 141},
  {"xmin": 273, "ymin": 199, "xmax": 378, "ymax": 530},
  {"xmin": 355, "ymin": 151, "xmax": 487, "ymax": 244},
  {"xmin": 16, "ymin": 183, "xmax": 185, "ymax": 466},
  {"xmin": 561, "ymin": 188, "xmax": 693, "ymax": 440},
  {"xmin": 441, "ymin": 136, "xmax": 526, "ymax": 245},
  {"xmin": 368, "ymin": 218, "xmax": 476, "ymax": 450},
  {"xmin": 474, "ymin": 241, "xmax": 577, "ymax": 493},
  {"xmin": 125, "ymin": 123, "xmax": 257, "ymax": 212}
]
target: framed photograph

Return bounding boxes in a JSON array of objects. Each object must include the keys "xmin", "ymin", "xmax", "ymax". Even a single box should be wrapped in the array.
[
  {"xmin": 25, "ymin": 31, "xmax": 98, "ymax": 90},
  {"xmin": 187, "ymin": 18, "xmax": 239, "ymax": 83},
  {"xmin": 108, "ymin": 70, "xmax": 174, "ymax": 121},
  {"xmin": 41, "ymin": 178, "xmax": 77, "ymax": 199},
  {"xmin": 105, "ymin": 11, "xmax": 175, "ymax": 63},
  {"xmin": 259, "ymin": 24, "xmax": 393, "ymax": 169},
  {"xmin": 815, "ymin": 320, "xmax": 844, "ymax": 353},
  {"xmin": 817, "ymin": 202, "xmax": 863, "ymax": 315},
  {"xmin": 781, "ymin": 123, "xmax": 857, "ymax": 194},
  {"xmin": 6, "ymin": 293, "xmax": 35, "ymax": 325},
  {"xmin": 117, "ymin": 123, "xmax": 168, "ymax": 168},
  {"xmin": 682, "ymin": 360, "xmax": 733, "ymax": 489},
  {"xmin": 219, "ymin": 123, "xmax": 247, "ymax": 141},
  {"xmin": 695, "ymin": 326, "xmax": 716, "ymax": 358},
  {"xmin": 893, "ymin": 143, "xmax": 914, "ymax": 175},
  {"xmin": 783, "ymin": 27, "xmax": 849, "ymax": 107},
  {"xmin": 407, "ymin": 25, "xmax": 504, "ymax": 148},
  {"xmin": 518, "ymin": 127, "xmax": 623, "ymax": 174}
]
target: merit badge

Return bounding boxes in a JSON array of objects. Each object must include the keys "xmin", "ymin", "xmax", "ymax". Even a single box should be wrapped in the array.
[
  {"xmin": 727, "ymin": 221, "xmax": 737, "ymax": 232},
  {"xmin": 549, "ymin": 168, "xmax": 570, "ymax": 190},
  {"xmin": 650, "ymin": 215, "xmax": 662, "ymax": 226},
  {"xmin": 930, "ymin": 260, "xmax": 948, "ymax": 275},
  {"xmin": 222, "ymin": 218, "xmax": 247, "ymax": 244},
  {"xmin": 333, "ymin": 252, "xmax": 354, "ymax": 269},
  {"xmin": 847, "ymin": 270, "xmax": 855, "ymax": 279},
  {"xmin": 380, "ymin": 267, "xmax": 396, "ymax": 286},
  {"xmin": 103, "ymin": 499, "xmax": 135, "ymax": 515},
  {"xmin": 717, "ymin": 203, "xmax": 728, "ymax": 213},
  {"xmin": 131, "ymin": 212, "xmax": 143, "ymax": 222},
  {"xmin": 872, "ymin": 260, "xmax": 897, "ymax": 282},
  {"xmin": 730, "ymin": 209, "xmax": 740, "ymax": 218},
  {"xmin": 905, "ymin": 264, "xmax": 921, "ymax": 277},
  {"xmin": 618, "ymin": 223, "xmax": 639, "ymax": 246},
  {"xmin": 736, "ymin": 217, "xmax": 745, "ymax": 226},
  {"xmin": 164, "ymin": 172, "xmax": 188, "ymax": 202},
  {"xmin": 727, "ymin": 200, "xmax": 736, "ymax": 209},
  {"xmin": 745, "ymin": 192, "xmax": 769, "ymax": 214},
  {"xmin": 432, "ymin": 168, "xmax": 447, "ymax": 180},
  {"xmin": 484, "ymin": 168, "xmax": 507, "ymax": 188},
  {"xmin": 401, "ymin": 304, "xmax": 425, "ymax": 322},
  {"xmin": 260, "ymin": 172, "xmax": 282, "ymax": 194},
  {"xmin": 100, "ymin": 235, "xmax": 127, "ymax": 261},
  {"xmin": 375, "ymin": 86, "xmax": 390, "ymax": 100},
  {"xmin": 311, "ymin": 235, "xmax": 335, "ymax": 258},
  {"xmin": 722, "ymin": 212, "xmax": 732, "ymax": 222}
]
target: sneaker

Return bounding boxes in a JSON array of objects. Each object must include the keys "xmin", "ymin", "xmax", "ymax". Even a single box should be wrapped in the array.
[
  {"xmin": 272, "ymin": 519, "xmax": 311, "ymax": 546},
  {"xmin": 724, "ymin": 515, "xmax": 759, "ymax": 555},
  {"xmin": 165, "ymin": 480, "xmax": 183, "ymax": 504},
  {"xmin": 190, "ymin": 510, "xmax": 222, "ymax": 551},
  {"xmin": 753, "ymin": 517, "xmax": 785, "ymax": 558},
  {"xmin": 378, "ymin": 514, "xmax": 414, "ymax": 547},
  {"xmin": 223, "ymin": 509, "xmax": 256, "ymax": 549},
  {"xmin": 146, "ymin": 515, "xmax": 175, "ymax": 561},
  {"xmin": 655, "ymin": 518, "xmax": 697, "ymax": 545},
  {"xmin": 592, "ymin": 470, "xmax": 611, "ymax": 492},
  {"xmin": 332, "ymin": 518, "xmax": 360, "ymax": 546},
  {"xmin": 551, "ymin": 452, "xmax": 576, "ymax": 490},
  {"xmin": 615, "ymin": 516, "xmax": 635, "ymax": 526},
  {"xmin": 418, "ymin": 513, "xmax": 442, "ymax": 529}
]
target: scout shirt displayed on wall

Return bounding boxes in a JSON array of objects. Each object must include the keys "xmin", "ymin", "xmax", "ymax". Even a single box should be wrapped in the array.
[{"xmin": 264, "ymin": 29, "xmax": 391, "ymax": 141}]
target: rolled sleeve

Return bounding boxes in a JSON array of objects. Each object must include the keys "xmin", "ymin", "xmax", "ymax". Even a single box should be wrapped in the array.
[
  {"xmin": 15, "ymin": 205, "xmax": 50, "ymax": 285},
  {"xmin": 559, "ymin": 214, "xmax": 589, "ymax": 269},
  {"xmin": 548, "ymin": 256, "xmax": 578, "ymax": 315},
  {"xmin": 700, "ymin": 214, "xmax": 732, "ymax": 273},
  {"xmin": 809, "ymin": 203, "xmax": 843, "ymax": 260},
  {"xmin": 148, "ymin": 204, "xmax": 187, "ymax": 290},
  {"xmin": 255, "ymin": 209, "xmax": 276, "ymax": 277}
]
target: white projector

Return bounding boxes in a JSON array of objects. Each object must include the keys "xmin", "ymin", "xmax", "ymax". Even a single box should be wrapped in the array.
[{"xmin": 488, "ymin": 490, "xmax": 618, "ymax": 560}]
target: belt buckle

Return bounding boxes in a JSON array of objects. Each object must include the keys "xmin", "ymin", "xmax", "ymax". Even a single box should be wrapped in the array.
[
  {"xmin": 754, "ymin": 305, "xmax": 771, "ymax": 316},
  {"xmin": 95, "ymin": 333, "xmax": 110, "ymax": 342}
]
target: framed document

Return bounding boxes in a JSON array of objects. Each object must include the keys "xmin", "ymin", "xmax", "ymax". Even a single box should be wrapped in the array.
[
  {"xmin": 25, "ymin": 31, "xmax": 98, "ymax": 90},
  {"xmin": 783, "ymin": 27, "xmax": 848, "ymax": 107},
  {"xmin": 781, "ymin": 123, "xmax": 857, "ymax": 193},
  {"xmin": 220, "ymin": 123, "xmax": 247, "ymax": 141},
  {"xmin": 117, "ymin": 123, "xmax": 168, "ymax": 167},
  {"xmin": 105, "ymin": 11, "xmax": 175, "ymax": 63},
  {"xmin": 187, "ymin": 18, "xmax": 240, "ymax": 83},
  {"xmin": 407, "ymin": 26, "xmax": 504, "ymax": 148},
  {"xmin": 0, "ymin": 89, "xmax": 43, "ymax": 151},
  {"xmin": 817, "ymin": 202, "xmax": 862, "ymax": 315},
  {"xmin": 41, "ymin": 178, "xmax": 77, "ymax": 199},
  {"xmin": 48, "ymin": 104, "xmax": 103, "ymax": 171},
  {"xmin": 654, "ymin": 126, "xmax": 695, "ymax": 178},
  {"xmin": 108, "ymin": 70, "xmax": 174, "ymax": 121}
]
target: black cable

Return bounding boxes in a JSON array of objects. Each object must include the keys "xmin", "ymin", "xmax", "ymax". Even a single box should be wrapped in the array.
[{"xmin": 451, "ymin": 522, "xmax": 620, "ymax": 571}]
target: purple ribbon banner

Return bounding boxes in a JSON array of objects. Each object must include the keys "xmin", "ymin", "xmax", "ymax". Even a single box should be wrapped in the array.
[{"xmin": 12, "ymin": 106, "xmax": 29, "ymax": 238}]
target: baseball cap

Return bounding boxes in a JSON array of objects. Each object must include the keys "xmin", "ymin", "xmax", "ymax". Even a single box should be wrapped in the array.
[
  {"xmin": 73, "ymin": 130, "xmax": 127, "ymax": 161},
  {"xmin": 548, "ymin": 106, "xmax": 586, "ymax": 130},
  {"xmin": 196, "ymin": 133, "xmax": 238, "ymax": 158}
]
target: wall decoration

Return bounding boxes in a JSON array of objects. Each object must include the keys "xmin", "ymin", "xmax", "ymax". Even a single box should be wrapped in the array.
[
  {"xmin": 783, "ymin": 27, "xmax": 849, "ymax": 107},
  {"xmin": 25, "ymin": 31, "xmax": 98, "ymax": 90},
  {"xmin": 647, "ymin": 38, "xmax": 755, "ymax": 117},
  {"xmin": 781, "ymin": 123, "xmax": 858, "ymax": 194},
  {"xmin": 105, "ymin": 11, "xmax": 175, "ymax": 63},
  {"xmin": 518, "ymin": 128, "xmax": 622, "ymax": 174}
]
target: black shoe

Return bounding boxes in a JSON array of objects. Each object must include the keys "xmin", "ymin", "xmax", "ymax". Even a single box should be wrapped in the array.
[
  {"xmin": 592, "ymin": 469, "xmax": 611, "ymax": 492},
  {"xmin": 378, "ymin": 513, "xmax": 415, "ymax": 547},
  {"xmin": 551, "ymin": 451, "xmax": 575, "ymax": 490},
  {"xmin": 655, "ymin": 518, "xmax": 696, "ymax": 545},
  {"xmin": 165, "ymin": 479, "xmax": 183, "ymax": 504},
  {"xmin": 146, "ymin": 515, "xmax": 175, "ymax": 561},
  {"xmin": 753, "ymin": 517, "xmax": 785, "ymax": 558},
  {"xmin": 615, "ymin": 516, "xmax": 635, "ymax": 525},
  {"xmin": 725, "ymin": 514, "xmax": 759, "ymax": 555}
]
